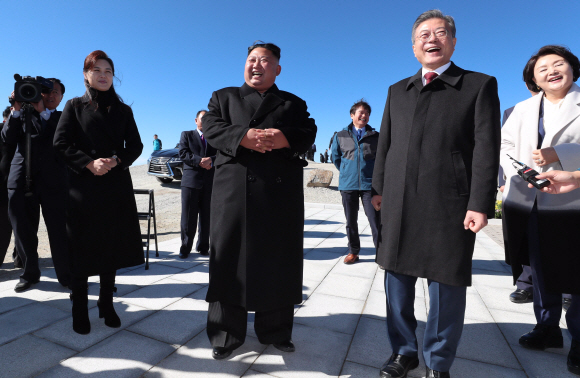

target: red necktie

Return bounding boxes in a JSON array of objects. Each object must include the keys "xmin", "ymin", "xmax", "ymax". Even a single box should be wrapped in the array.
[
  {"xmin": 425, "ymin": 72, "xmax": 438, "ymax": 85},
  {"xmin": 200, "ymin": 133, "xmax": 206, "ymax": 147}
]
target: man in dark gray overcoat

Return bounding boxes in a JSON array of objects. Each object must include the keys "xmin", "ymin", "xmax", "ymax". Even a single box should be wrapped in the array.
[
  {"xmin": 371, "ymin": 10, "xmax": 500, "ymax": 378},
  {"xmin": 202, "ymin": 42, "xmax": 317, "ymax": 360}
]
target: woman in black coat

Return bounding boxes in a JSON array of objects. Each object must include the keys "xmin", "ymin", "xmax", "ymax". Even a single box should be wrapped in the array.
[{"xmin": 54, "ymin": 50, "xmax": 143, "ymax": 335}]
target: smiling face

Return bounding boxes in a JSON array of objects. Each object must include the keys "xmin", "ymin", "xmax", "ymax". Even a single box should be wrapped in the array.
[
  {"xmin": 533, "ymin": 54, "xmax": 574, "ymax": 100},
  {"xmin": 41, "ymin": 83, "xmax": 63, "ymax": 110},
  {"xmin": 244, "ymin": 47, "xmax": 281, "ymax": 93},
  {"xmin": 412, "ymin": 18, "xmax": 456, "ymax": 71},
  {"xmin": 84, "ymin": 59, "xmax": 114, "ymax": 91},
  {"xmin": 350, "ymin": 106, "xmax": 370, "ymax": 129}
]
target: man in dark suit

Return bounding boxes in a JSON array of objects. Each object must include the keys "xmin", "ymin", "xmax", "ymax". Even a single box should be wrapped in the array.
[
  {"xmin": 1, "ymin": 106, "xmax": 18, "ymax": 268},
  {"xmin": 371, "ymin": 10, "xmax": 500, "ymax": 378},
  {"xmin": 2, "ymin": 79, "xmax": 70, "ymax": 291},
  {"xmin": 178, "ymin": 110, "xmax": 216, "ymax": 258},
  {"xmin": 203, "ymin": 41, "xmax": 316, "ymax": 360}
]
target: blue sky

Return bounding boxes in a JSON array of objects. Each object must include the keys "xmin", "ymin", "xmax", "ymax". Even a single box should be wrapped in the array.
[{"xmin": 3, "ymin": 0, "xmax": 580, "ymax": 165}]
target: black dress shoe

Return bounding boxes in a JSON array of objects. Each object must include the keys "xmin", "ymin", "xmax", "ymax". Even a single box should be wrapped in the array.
[
  {"xmin": 426, "ymin": 367, "xmax": 451, "ymax": 378},
  {"xmin": 197, "ymin": 250, "xmax": 209, "ymax": 256},
  {"xmin": 380, "ymin": 354, "xmax": 419, "ymax": 378},
  {"xmin": 178, "ymin": 252, "xmax": 190, "ymax": 259},
  {"xmin": 519, "ymin": 324, "xmax": 563, "ymax": 350},
  {"xmin": 563, "ymin": 298, "xmax": 572, "ymax": 312},
  {"xmin": 212, "ymin": 347, "xmax": 232, "ymax": 360},
  {"xmin": 14, "ymin": 277, "xmax": 39, "ymax": 293},
  {"xmin": 509, "ymin": 289, "xmax": 533, "ymax": 303},
  {"xmin": 569, "ymin": 339, "xmax": 580, "ymax": 376},
  {"xmin": 273, "ymin": 340, "xmax": 295, "ymax": 352}
]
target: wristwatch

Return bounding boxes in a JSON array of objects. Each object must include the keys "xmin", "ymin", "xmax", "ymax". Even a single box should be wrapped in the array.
[{"xmin": 112, "ymin": 155, "xmax": 119, "ymax": 165}]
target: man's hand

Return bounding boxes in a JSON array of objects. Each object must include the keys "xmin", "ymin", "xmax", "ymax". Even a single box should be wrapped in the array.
[
  {"xmin": 32, "ymin": 99, "xmax": 45, "ymax": 114},
  {"xmin": 199, "ymin": 157, "xmax": 212, "ymax": 170},
  {"xmin": 260, "ymin": 128, "xmax": 290, "ymax": 150},
  {"xmin": 86, "ymin": 158, "xmax": 116, "ymax": 176},
  {"xmin": 371, "ymin": 195, "xmax": 382, "ymax": 211},
  {"xmin": 240, "ymin": 128, "xmax": 269, "ymax": 153},
  {"xmin": 529, "ymin": 170, "xmax": 580, "ymax": 194},
  {"xmin": 463, "ymin": 210, "xmax": 487, "ymax": 233},
  {"xmin": 532, "ymin": 147, "xmax": 559, "ymax": 167},
  {"xmin": 9, "ymin": 91, "xmax": 22, "ymax": 112},
  {"xmin": 499, "ymin": 185, "xmax": 505, "ymax": 193}
]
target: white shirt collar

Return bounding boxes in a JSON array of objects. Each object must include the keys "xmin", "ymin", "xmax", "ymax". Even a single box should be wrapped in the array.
[
  {"xmin": 421, "ymin": 62, "xmax": 451, "ymax": 86},
  {"xmin": 196, "ymin": 128, "xmax": 203, "ymax": 137}
]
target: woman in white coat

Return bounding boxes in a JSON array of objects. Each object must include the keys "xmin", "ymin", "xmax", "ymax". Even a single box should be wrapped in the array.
[{"xmin": 500, "ymin": 45, "xmax": 580, "ymax": 375}]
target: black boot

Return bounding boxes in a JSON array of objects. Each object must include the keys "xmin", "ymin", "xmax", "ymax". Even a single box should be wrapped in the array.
[
  {"xmin": 97, "ymin": 272, "xmax": 121, "ymax": 328},
  {"xmin": 70, "ymin": 279, "xmax": 90, "ymax": 335},
  {"xmin": 569, "ymin": 340, "xmax": 580, "ymax": 376}
]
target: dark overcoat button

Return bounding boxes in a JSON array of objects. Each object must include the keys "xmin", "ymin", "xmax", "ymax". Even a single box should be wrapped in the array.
[
  {"xmin": 91, "ymin": 150, "xmax": 96, "ymax": 154},
  {"xmin": 247, "ymin": 175, "xmax": 255, "ymax": 182},
  {"xmin": 251, "ymin": 119, "xmax": 258, "ymax": 124},
  {"xmin": 276, "ymin": 177, "xmax": 282, "ymax": 183}
]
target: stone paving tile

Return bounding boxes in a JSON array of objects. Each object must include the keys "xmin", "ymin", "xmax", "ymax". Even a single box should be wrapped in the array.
[
  {"xmin": 330, "ymin": 257, "xmax": 378, "ymax": 279},
  {"xmin": 464, "ymin": 290, "xmax": 495, "ymax": 323},
  {"xmin": 0, "ymin": 302, "xmax": 69, "ymax": 346},
  {"xmin": 0, "ymin": 279, "xmax": 69, "ymax": 315},
  {"xmin": 119, "ymin": 278, "xmax": 203, "ymax": 310},
  {"xmin": 252, "ymin": 323, "xmax": 352, "ymax": 378},
  {"xmin": 115, "ymin": 263, "xmax": 185, "ymax": 286},
  {"xmin": 315, "ymin": 273, "xmax": 373, "ymax": 301},
  {"xmin": 472, "ymin": 268, "xmax": 515, "ymax": 289},
  {"xmin": 361, "ymin": 289, "xmax": 386, "ymax": 320},
  {"xmin": 145, "ymin": 332, "xmax": 266, "ymax": 378},
  {"xmin": 128, "ymin": 294, "xmax": 208, "ymax": 346},
  {"xmin": 489, "ymin": 308, "xmax": 571, "ymax": 357},
  {"xmin": 38, "ymin": 330, "xmax": 175, "ymax": 378},
  {"xmin": 34, "ymin": 303, "xmax": 155, "ymax": 352},
  {"xmin": 294, "ymin": 293, "xmax": 365, "ymax": 335},
  {"xmin": 156, "ymin": 258, "xmax": 206, "ymax": 270},
  {"xmin": 0, "ymin": 335, "xmax": 77, "ymax": 378},
  {"xmin": 42, "ymin": 282, "xmax": 141, "ymax": 313},
  {"xmin": 303, "ymin": 248, "xmax": 343, "ymax": 263},
  {"xmin": 449, "ymin": 356, "xmax": 527, "ymax": 377},
  {"xmin": 456, "ymin": 318, "xmax": 520, "ymax": 369},
  {"xmin": 301, "ymin": 279, "xmax": 319, "ymax": 302},
  {"xmin": 513, "ymin": 346, "xmax": 573, "ymax": 378},
  {"xmin": 170, "ymin": 263, "xmax": 210, "ymax": 285},
  {"xmin": 242, "ymin": 369, "xmax": 280, "ymax": 377},
  {"xmin": 339, "ymin": 361, "xmax": 380, "ymax": 378},
  {"xmin": 302, "ymin": 260, "xmax": 335, "ymax": 282}
]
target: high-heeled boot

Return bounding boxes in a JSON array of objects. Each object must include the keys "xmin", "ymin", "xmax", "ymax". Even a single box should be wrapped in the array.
[
  {"xmin": 97, "ymin": 274, "xmax": 121, "ymax": 328},
  {"xmin": 70, "ymin": 280, "xmax": 90, "ymax": 334}
]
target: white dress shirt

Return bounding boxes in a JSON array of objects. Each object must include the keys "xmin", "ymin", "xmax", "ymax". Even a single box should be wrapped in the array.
[{"xmin": 421, "ymin": 61, "xmax": 451, "ymax": 86}]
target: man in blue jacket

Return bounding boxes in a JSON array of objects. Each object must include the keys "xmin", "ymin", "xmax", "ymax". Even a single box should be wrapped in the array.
[{"xmin": 331, "ymin": 99, "xmax": 380, "ymax": 264}]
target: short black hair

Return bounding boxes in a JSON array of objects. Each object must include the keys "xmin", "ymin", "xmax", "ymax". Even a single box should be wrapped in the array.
[
  {"xmin": 196, "ymin": 110, "xmax": 208, "ymax": 119},
  {"xmin": 2, "ymin": 106, "xmax": 10, "ymax": 120},
  {"xmin": 350, "ymin": 99, "xmax": 371, "ymax": 115},
  {"xmin": 248, "ymin": 40, "xmax": 281, "ymax": 61},
  {"xmin": 47, "ymin": 78, "xmax": 65, "ymax": 95},
  {"xmin": 523, "ymin": 45, "xmax": 580, "ymax": 92}
]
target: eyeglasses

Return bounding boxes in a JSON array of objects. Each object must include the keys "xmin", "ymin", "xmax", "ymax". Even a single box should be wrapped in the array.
[{"xmin": 415, "ymin": 28, "xmax": 449, "ymax": 43}]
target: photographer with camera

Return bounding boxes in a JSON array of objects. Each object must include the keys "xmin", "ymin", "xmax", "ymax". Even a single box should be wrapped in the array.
[{"xmin": 1, "ymin": 77, "xmax": 70, "ymax": 292}]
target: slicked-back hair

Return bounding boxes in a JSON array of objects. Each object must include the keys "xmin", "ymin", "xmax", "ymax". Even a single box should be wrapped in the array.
[
  {"xmin": 248, "ymin": 40, "xmax": 281, "ymax": 61},
  {"xmin": 412, "ymin": 9, "xmax": 456, "ymax": 45},
  {"xmin": 350, "ymin": 99, "xmax": 371, "ymax": 115},
  {"xmin": 47, "ymin": 78, "xmax": 65, "ymax": 95},
  {"xmin": 196, "ymin": 110, "xmax": 208, "ymax": 119},
  {"xmin": 523, "ymin": 45, "xmax": 580, "ymax": 92}
]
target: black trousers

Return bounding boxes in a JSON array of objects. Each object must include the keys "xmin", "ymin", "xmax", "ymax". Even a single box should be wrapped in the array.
[
  {"xmin": 340, "ymin": 190, "xmax": 380, "ymax": 255},
  {"xmin": 207, "ymin": 301, "xmax": 294, "ymax": 350},
  {"xmin": 0, "ymin": 185, "xmax": 12, "ymax": 267},
  {"xmin": 180, "ymin": 185, "xmax": 211, "ymax": 254},
  {"xmin": 8, "ymin": 186, "xmax": 70, "ymax": 284}
]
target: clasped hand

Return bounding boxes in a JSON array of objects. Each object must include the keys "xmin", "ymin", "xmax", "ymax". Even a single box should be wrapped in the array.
[
  {"xmin": 199, "ymin": 157, "xmax": 212, "ymax": 170},
  {"xmin": 86, "ymin": 157, "xmax": 119, "ymax": 176},
  {"xmin": 240, "ymin": 128, "xmax": 290, "ymax": 153},
  {"xmin": 532, "ymin": 147, "xmax": 559, "ymax": 167}
]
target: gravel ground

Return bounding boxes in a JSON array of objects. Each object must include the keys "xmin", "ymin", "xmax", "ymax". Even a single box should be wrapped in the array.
[{"xmin": 0, "ymin": 161, "xmax": 341, "ymax": 280}]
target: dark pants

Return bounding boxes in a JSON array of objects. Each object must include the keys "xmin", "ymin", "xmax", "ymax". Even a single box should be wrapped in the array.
[
  {"xmin": 207, "ymin": 301, "xmax": 294, "ymax": 350},
  {"xmin": 0, "ymin": 185, "xmax": 12, "ymax": 267},
  {"xmin": 527, "ymin": 209, "xmax": 580, "ymax": 339},
  {"xmin": 340, "ymin": 190, "xmax": 379, "ymax": 255},
  {"xmin": 180, "ymin": 185, "xmax": 211, "ymax": 254},
  {"xmin": 8, "ymin": 187, "xmax": 69, "ymax": 284},
  {"xmin": 516, "ymin": 265, "xmax": 534, "ymax": 292},
  {"xmin": 385, "ymin": 271, "xmax": 466, "ymax": 372}
]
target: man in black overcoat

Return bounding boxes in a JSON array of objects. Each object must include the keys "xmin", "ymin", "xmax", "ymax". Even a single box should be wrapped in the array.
[
  {"xmin": 1, "ymin": 106, "xmax": 18, "ymax": 268},
  {"xmin": 371, "ymin": 10, "xmax": 500, "ymax": 378},
  {"xmin": 178, "ymin": 110, "xmax": 216, "ymax": 258},
  {"xmin": 203, "ymin": 41, "xmax": 317, "ymax": 360},
  {"xmin": 2, "ymin": 79, "xmax": 70, "ymax": 291}
]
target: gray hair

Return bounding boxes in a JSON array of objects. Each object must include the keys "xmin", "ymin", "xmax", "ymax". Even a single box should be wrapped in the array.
[{"xmin": 411, "ymin": 9, "xmax": 456, "ymax": 44}]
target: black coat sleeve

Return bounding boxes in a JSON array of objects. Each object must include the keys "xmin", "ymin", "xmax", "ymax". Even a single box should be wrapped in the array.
[
  {"xmin": 372, "ymin": 86, "xmax": 392, "ymax": 196},
  {"xmin": 116, "ymin": 106, "xmax": 143, "ymax": 169},
  {"xmin": 179, "ymin": 131, "xmax": 202, "ymax": 167},
  {"xmin": 277, "ymin": 100, "xmax": 317, "ymax": 155},
  {"xmin": 53, "ymin": 100, "xmax": 94, "ymax": 174},
  {"xmin": 203, "ymin": 91, "xmax": 249, "ymax": 158},
  {"xmin": 467, "ymin": 76, "xmax": 501, "ymax": 216}
]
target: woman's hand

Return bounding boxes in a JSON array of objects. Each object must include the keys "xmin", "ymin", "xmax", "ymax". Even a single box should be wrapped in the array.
[
  {"xmin": 86, "ymin": 158, "xmax": 116, "ymax": 176},
  {"xmin": 529, "ymin": 170, "xmax": 580, "ymax": 194},
  {"xmin": 532, "ymin": 147, "xmax": 559, "ymax": 167}
]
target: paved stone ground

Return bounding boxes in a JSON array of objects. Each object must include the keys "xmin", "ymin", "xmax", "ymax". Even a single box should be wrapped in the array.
[{"xmin": 0, "ymin": 205, "xmax": 573, "ymax": 377}]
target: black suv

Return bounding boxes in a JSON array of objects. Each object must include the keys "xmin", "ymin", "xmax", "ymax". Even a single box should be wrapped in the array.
[{"xmin": 147, "ymin": 144, "xmax": 183, "ymax": 183}]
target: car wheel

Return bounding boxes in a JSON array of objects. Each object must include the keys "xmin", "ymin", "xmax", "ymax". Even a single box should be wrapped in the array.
[{"xmin": 156, "ymin": 177, "xmax": 173, "ymax": 184}]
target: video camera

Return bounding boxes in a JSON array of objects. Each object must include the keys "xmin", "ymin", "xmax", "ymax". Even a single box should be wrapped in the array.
[{"xmin": 9, "ymin": 74, "xmax": 53, "ymax": 105}]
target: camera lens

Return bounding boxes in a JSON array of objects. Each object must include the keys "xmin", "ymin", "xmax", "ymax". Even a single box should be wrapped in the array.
[{"xmin": 18, "ymin": 83, "xmax": 39, "ymax": 102}]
